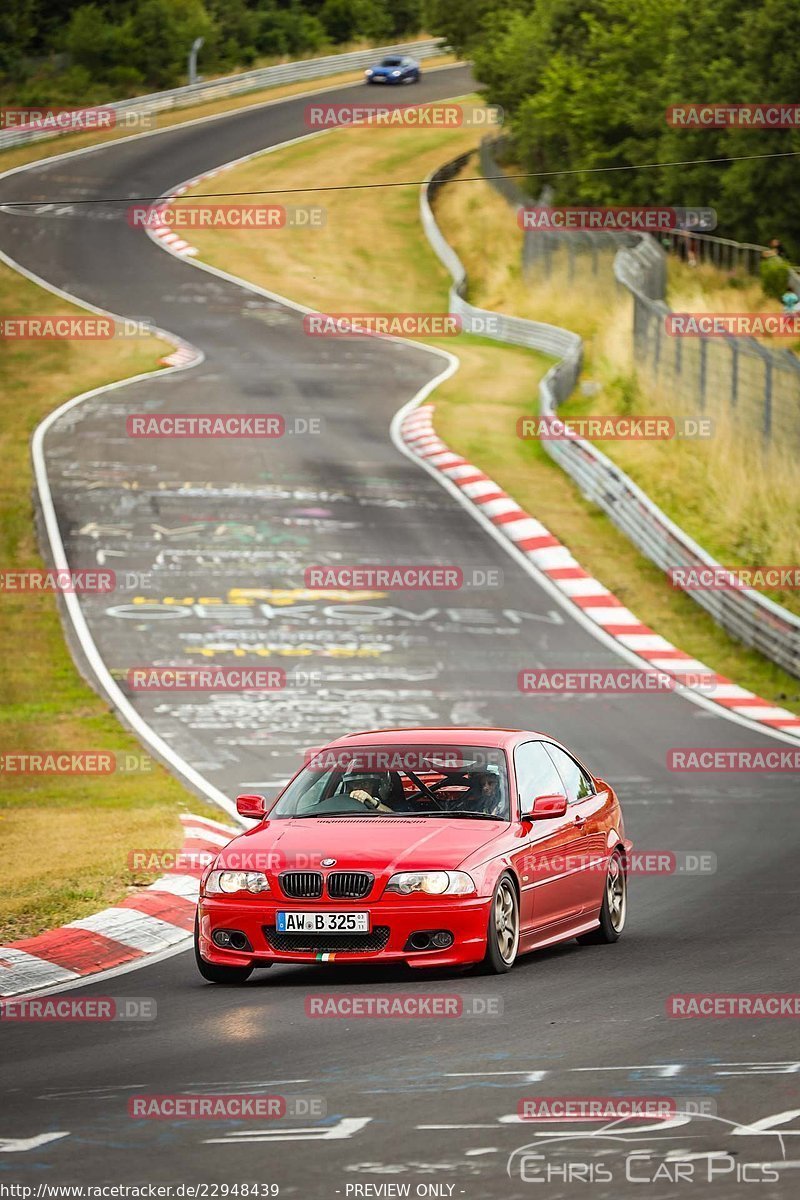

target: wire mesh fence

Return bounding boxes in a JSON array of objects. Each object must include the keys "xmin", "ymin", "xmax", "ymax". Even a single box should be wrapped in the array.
[
  {"xmin": 481, "ymin": 135, "xmax": 800, "ymax": 454},
  {"xmin": 422, "ymin": 146, "xmax": 800, "ymax": 678}
]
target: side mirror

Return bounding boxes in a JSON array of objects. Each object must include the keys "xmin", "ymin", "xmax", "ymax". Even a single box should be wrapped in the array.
[
  {"xmin": 236, "ymin": 793, "xmax": 268, "ymax": 819},
  {"xmin": 526, "ymin": 793, "xmax": 568, "ymax": 820}
]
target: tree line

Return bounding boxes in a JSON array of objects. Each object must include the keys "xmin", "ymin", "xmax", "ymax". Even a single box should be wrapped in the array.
[
  {"xmin": 426, "ymin": 0, "xmax": 800, "ymax": 254},
  {"xmin": 1, "ymin": 0, "xmax": 424, "ymax": 103}
]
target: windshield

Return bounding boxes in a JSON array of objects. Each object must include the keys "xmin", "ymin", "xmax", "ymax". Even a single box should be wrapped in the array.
[
  {"xmin": 272, "ymin": 743, "xmax": 510, "ymax": 820},
  {"xmin": 380, "ymin": 57, "xmax": 403, "ymax": 67}
]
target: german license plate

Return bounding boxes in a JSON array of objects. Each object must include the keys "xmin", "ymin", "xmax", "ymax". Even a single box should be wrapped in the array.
[{"xmin": 277, "ymin": 911, "xmax": 370, "ymax": 933}]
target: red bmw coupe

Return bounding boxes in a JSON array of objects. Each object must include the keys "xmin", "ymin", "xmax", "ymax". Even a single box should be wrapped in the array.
[{"xmin": 195, "ymin": 727, "xmax": 631, "ymax": 983}]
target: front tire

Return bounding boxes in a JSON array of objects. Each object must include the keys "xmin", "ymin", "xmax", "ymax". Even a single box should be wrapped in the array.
[
  {"xmin": 577, "ymin": 849, "xmax": 627, "ymax": 944},
  {"xmin": 481, "ymin": 874, "xmax": 520, "ymax": 973},
  {"xmin": 194, "ymin": 915, "xmax": 253, "ymax": 984}
]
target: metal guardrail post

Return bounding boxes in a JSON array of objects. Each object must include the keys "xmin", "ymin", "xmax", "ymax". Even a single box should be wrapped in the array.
[{"xmin": 763, "ymin": 354, "xmax": 773, "ymax": 440}]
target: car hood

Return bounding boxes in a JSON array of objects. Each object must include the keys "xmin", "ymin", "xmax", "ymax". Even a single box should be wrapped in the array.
[
  {"xmin": 371, "ymin": 66, "xmax": 400, "ymax": 75},
  {"xmin": 221, "ymin": 816, "xmax": 502, "ymax": 873}
]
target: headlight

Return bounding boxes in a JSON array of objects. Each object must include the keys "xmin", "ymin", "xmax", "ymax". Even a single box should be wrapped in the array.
[
  {"xmin": 204, "ymin": 870, "xmax": 270, "ymax": 895},
  {"xmin": 365, "ymin": 69, "xmax": 373, "ymax": 75},
  {"xmin": 391, "ymin": 70, "xmax": 402, "ymax": 77},
  {"xmin": 386, "ymin": 870, "xmax": 475, "ymax": 895}
]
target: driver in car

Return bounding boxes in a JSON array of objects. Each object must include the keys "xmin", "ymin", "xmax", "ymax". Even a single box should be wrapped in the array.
[
  {"xmin": 347, "ymin": 772, "xmax": 395, "ymax": 813},
  {"xmin": 461, "ymin": 770, "xmax": 505, "ymax": 817}
]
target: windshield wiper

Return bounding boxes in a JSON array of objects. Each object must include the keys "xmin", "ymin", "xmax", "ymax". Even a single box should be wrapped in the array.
[
  {"xmin": 416, "ymin": 810, "xmax": 503, "ymax": 820},
  {"xmin": 288, "ymin": 810, "xmax": 381, "ymax": 818}
]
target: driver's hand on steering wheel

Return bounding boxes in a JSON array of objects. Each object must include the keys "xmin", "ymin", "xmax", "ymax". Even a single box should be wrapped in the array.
[{"xmin": 349, "ymin": 789, "xmax": 392, "ymax": 812}]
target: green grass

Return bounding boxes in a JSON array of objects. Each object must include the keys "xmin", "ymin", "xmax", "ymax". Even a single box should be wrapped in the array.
[
  {"xmin": 0, "ymin": 261, "xmax": 224, "ymax": 942},
  {"xmin": 181, "ymin": 115, "xmax": 800, "ymax": 715}
]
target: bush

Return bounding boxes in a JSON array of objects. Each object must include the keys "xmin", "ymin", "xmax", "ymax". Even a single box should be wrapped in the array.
[
  {"xmin": 760, "ymin": 255, "xmax": 790, "ymax": 300},
  {"xmin": 319, "ymin": 0, "xmax": 391, "ymax": 45},
  {"xmin": 255, "ymin": 2, "xmax": 327, "ymax": 58}
]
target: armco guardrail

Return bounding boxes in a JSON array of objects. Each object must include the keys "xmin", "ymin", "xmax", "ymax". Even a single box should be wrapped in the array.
[
  {"xmin": 423, "ymin": 155, "xmax": 583, "ymax": 389},
  {"xmin": 615, "ymin": 235, "xmax": 800, "ymax": 450},
  {"xmin": 0, "ymin": 39, "xmax": 446, "ymax": 152},
  {"xmin": 421, "ymin": 151, "xmax": 800, "ymax": 679},
  {"xmin": 482, "ymin": 135, "xmax": 800, "ymax": 452}
]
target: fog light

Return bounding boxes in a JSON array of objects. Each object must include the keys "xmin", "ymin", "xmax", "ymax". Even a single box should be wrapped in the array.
[
  {"xmin": 432, "ymin": 931, "xmax": 454, "ymax": 948},
  {"xmin": 212, "ymin": 930, "xmax": 232, "ymax": 948}
]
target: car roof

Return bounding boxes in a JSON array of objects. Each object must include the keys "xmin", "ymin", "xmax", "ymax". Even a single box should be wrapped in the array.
[{"xmin": 322, "ymin": 727, "xmax": 549, "ymax": 750}]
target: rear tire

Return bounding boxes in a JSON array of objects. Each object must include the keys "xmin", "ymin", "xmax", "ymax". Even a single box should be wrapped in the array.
[
  {"xmin": 194, "ymin": 915, "xmax": 253, "ymax": 984},
  {"xmin": 480, "ymin": 875, "xmax": 520, "ymax": 974},
  {"xmin": 577, "ymin": 849, "xmax": 627, "ymax": 944}
]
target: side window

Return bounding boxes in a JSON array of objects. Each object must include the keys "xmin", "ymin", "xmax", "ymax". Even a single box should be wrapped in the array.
[
  {"xmin": 544, "ymin": 744, "xmax": 595, "ymax": 803},
  {"xmin": 513, "ymin": 741, "xmax": 565, "ymax": 810}
]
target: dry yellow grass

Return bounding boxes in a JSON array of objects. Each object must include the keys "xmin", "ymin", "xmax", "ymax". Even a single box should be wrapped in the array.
[
  {"xmin": 435, "ymin": 164, "xmax": 800, "ymax": 618},
  {"xmin": 178, "ymin": 120, "xmax": 799, "ymax": 710},
  {"xmin": 0, "ymin": 261, "xmax": 223, "ymax": 941},
  {"xmin": 667, "ymin": 259, "xmax": 800, "ymax": 352},
  {"xmin": 179, "ymin": 109, "xmax": 486, "ymax": 312},
  {"xmin": 179, "ymin": 106, "xmax": 552, "ymax": 423}
]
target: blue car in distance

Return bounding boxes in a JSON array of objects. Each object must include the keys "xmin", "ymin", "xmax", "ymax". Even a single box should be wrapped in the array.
[{"xmin": 365, "ymin": 56, "xmax": 421, "ymax": 85}]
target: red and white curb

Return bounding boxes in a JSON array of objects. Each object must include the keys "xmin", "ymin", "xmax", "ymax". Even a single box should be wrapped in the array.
[
  {"xmin": 0, "ymin": 813, "xmax": 236, "ymax": 998},
  {"xmin": 147, "ymin": 167, "xmax": 227, "ymax": 259},
  {"xmin": 159, "ymin": 342, "xmax": 201, "ymax": 368},
  {"xmin": 400, "ymin": 404, "xmax": 800, "ymax": 736}
]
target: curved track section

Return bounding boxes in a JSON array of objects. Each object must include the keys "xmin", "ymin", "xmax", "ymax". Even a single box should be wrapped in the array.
[{"xmin": 0, "ymin": 67, "xmax": 798, "ymax": 1196}]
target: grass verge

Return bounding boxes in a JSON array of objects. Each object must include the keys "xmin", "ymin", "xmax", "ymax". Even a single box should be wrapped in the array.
[
  {"xmin": 434, "ymin": 169, "xmax": 800, "ymax": 617},
  {"xmin": 178, "ymin": 102, "xmax": 552, "ymax": 437},
  {"xmin": 0, "ymin": 263, "xmax": 224, "ymax": 943},
  {"xmin": 180, "ymin": 116, "xmax": 799, "ymax": 713}
]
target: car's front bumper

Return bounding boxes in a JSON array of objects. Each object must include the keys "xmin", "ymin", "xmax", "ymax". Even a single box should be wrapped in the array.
[{"xmin": 198, "ymin": 896, "xmax": 489, "ymax": 969}]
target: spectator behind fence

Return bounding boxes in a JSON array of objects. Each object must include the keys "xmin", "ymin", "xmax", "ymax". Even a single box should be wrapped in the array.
[{"xmin": 764, "ymin": 237, "xmax": 788, "ymax": 259}]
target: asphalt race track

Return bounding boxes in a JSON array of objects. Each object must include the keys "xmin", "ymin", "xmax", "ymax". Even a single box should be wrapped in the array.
[{"xmin": 0, "ymin": 65, "xmax": 798, "ymax": 1197}]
